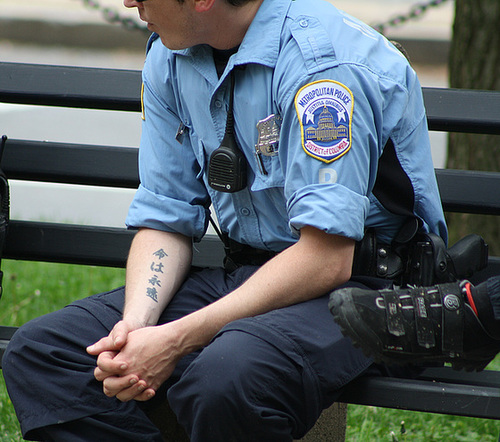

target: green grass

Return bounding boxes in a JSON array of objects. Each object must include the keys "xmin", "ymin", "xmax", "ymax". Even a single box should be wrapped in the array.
[
  {"xmin": 0, "ymin": 260, "xmax": 499, "ymax": 440},
  {"xmin": 0, "ymin": 259, "xmax": 125, "ymax": 440},
  {"xmin": 345, "ymin": 355, "xmax": 500, "ymax": 441},
  {"xmin": 345, "ymin": 356, "xmax": 500, "ymax": 441}
]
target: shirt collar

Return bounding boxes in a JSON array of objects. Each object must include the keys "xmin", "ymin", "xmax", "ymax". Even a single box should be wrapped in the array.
[
  {"xmin": 232, "ymin": 0, "xmax": 291, "ymax": 68},
  {"xmin": 173, "ymin": 0, "xmax": 291, "ymax": 70}
]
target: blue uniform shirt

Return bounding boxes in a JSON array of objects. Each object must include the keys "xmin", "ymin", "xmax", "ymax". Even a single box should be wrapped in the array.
[{"xmin": 126, "ymin": 0, "xmax": 447, "ymax": 252}]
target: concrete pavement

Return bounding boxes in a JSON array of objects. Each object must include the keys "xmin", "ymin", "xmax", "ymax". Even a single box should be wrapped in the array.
[
  {"xmin": 1, "ymin": 0, "xmax": 454, "ymax": 39},
  {"xmin": 1, "ymin": 0, "xmax": 454, "ymax": 62}
]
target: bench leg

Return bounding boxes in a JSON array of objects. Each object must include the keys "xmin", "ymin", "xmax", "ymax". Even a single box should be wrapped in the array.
[
  {"xmin": 148, "ymin": 400, "xmax": 189, "ymax": 442},
  {"xmin": 149, "ymin": 400, "xmax": 348, "ymax": 441},
  {"xmin": 294, "ymin": 402, "xmax": 348, "ymax": 442}
]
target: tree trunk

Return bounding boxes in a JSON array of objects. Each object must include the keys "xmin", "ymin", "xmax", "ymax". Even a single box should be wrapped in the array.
[{"xmin": 446, "ymin": 0, "xmax": 500, "ymax": 255}]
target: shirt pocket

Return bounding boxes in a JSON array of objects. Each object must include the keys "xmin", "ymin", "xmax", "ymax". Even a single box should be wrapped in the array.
[
  {"xmin": 250, "ymin": 154, "xmax": 285, "ymax": 191},
  {"xmin": 195, "ymin": 138, "xmax": 209, "ymax": 182},
  {"xmin": 180, "ymin": 120, "xmax": 209, "ymax": 183}
]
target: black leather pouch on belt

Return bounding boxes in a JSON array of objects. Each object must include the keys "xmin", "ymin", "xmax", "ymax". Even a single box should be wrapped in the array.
[
  {"xmin": 352, "ymin": 226, "xmax": 489, "ymax": 287},
  {"xmin": 222, "ymin": 224, "xmax": 488, "ymax": 286},
  {"xmin": 351, "ymin": 229, "xmax": 405, "ymax": 282}
]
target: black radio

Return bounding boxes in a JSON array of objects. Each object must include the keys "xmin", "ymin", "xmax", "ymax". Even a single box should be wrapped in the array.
[
  {"xmin": 208, "ymin": 71, "xmax": 248, "ymax": 193},
  {"xmin": 208, "ymin": 136, "xmax": 247, "ymax": 192}
]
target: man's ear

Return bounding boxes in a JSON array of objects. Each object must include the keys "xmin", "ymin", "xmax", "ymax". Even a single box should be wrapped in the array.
[{"xmin": 193, "ymin": 0, "xmax": 216, "ymax": 13}]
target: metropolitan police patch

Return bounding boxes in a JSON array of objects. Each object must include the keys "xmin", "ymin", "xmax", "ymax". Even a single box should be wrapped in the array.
[{"xmin": 295, "ymin": 80, "xmax": 353, "ymax": 163}]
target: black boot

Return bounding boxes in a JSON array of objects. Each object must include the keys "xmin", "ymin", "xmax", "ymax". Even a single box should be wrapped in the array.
[{"xmin": 329, "ymin": 277, "xmax": 500, "ymax": 371}]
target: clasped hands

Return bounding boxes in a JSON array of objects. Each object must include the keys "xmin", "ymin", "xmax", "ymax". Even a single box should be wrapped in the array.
[{"xmin": 87, "ymin": 319, "xmax": 179, "ymax": 402}]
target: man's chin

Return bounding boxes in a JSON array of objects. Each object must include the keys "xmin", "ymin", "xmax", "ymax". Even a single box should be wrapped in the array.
[{"xmin": 159, "ymin": 36, "xmax": 190, "ymax": 51}]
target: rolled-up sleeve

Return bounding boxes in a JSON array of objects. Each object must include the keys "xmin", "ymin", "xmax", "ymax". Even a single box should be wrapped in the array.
[
  {"xmin": 276, "ymin": 64, "xmax": 381, "ymax": 241},
  {"xmin": 287, "ymin": 183, "xmax": 369, "ymax": 240},
  {"xmin": 126, "ymin": 42, "xmax": 210, "ymax": 241}
]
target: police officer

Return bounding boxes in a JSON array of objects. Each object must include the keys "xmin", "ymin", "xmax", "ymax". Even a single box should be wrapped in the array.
[{"xmin": 3, "ymin": 0, "xmax": 447, "ymax": 440}]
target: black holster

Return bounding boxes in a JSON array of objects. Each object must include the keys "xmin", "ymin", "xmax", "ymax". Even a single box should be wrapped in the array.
[
  {"xmin": 352, "ymin": 228, "xmax": 489, "ymax": 287},
  {"xmin": 221, "ymin": 223, "xmax": 489, "ymax": 288}
]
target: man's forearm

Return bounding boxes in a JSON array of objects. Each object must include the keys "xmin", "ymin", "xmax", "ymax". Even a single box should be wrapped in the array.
[
  {"xmin": 90, "ymin": 226, "xmax": 354, "ymax": 400},
  {"xmin": 124, "ymin": 228, "xmax": 192, "ymax": 327},
  {"xmin": 166, "ymin": 226, "xmax": 355, "ymax": 358}
]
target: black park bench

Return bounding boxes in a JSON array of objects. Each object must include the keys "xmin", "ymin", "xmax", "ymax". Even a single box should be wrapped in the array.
[{"xmin": 0, "ymin": 61, "xmax": 499, "ymax": 441}]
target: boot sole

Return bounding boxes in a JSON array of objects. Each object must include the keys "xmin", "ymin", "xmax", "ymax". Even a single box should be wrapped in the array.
[
  {"xmin": 329, "ymin": 289, "xmax": 497, "ymax": 372},
  {"xmin": 329, "ymin": 288, "xmax": 387, "ymax": 363}
]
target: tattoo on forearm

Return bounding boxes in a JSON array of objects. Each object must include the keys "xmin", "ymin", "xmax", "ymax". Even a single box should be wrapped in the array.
[
  {"xmin": 146, "ymin": 248, "xmax": 168, "ymax": 303},
  {"xmin": 153, "ymin": 249, "xmax": 168, "ymax": 259},
  {"xmin": 148, "ymin": 275, "xmax": 162, "ymax": 287},
  {"xmin": 146, "ymin": 286, "xmax": 158, "ymax": 302}
]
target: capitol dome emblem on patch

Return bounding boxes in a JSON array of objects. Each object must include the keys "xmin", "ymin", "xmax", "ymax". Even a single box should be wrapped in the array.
[{"xmin": 295, "ymin": 80, "xmax": 353, "ymax": 163}]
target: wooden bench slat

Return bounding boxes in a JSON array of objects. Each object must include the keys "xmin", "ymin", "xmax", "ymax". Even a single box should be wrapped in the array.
[
  {"xmin": 3, "ymin": 220, "xmax": 225, "ymax": 269},
  {"xmin": 2, "ymin": 62, "xmax": 500, "ymax": 134},
  {"xmin": 470, "ymin": 257, "xmax": 500, "ymax": 284},
  {"xmin": 3, "ymin": 139, "xmax": 139, "ymax": 188},
  {"xmin": 338, "ymin": 374, "xmax": 500, "ymax": 419},
  {"xmin": 4, "ymin": 221, "xmax": 133, "ymax": 267},
  {"xmin": 3, "ymin": 220, "xmax": 498, "ymax": 280},
  {"xmin": 423, "ymin": 87, "xmax": 500, "ymax": 135},
  {"xmin": 0, "ymin": 62, "xmax": 141, "ymax": 112},
  {"xmin": 0, "ymin": 327, "xmax": 18, "ymax": 367},
  {"xmin": 3, "ymin": 138, "xmax": 500, "ymax": 215},
  {"xmin": 436, "ymin": 169, "xmax": 500, "ymax": 215},
  {"xmin": 418, "ymin": 366, "xmax": 500, "ymax": 388}
]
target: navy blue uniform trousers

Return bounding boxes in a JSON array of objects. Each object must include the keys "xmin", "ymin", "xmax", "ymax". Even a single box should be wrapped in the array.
[{"xmin": 4, "ymin": 266, "xmax": 379, "ymax": 441}]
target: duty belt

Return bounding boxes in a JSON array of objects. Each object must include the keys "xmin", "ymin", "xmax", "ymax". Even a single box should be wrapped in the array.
[
  {"xmin": 222, "ymin": 232, "xmax": 399, "ymax": 277},
  {"xmin": 222, "ymin": 235, "xmax": 277, "ymax": 272},
  {"xmin": 222, "ymin": 228, "xmax": 488, "ymax": 287}
]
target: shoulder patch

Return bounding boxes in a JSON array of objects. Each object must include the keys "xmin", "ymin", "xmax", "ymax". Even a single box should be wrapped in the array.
[{"xmin": 295, "ymin": 80, "xmax": 353, "ymax": 163}]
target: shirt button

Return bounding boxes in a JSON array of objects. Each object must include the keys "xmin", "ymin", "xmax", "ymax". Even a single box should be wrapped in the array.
[
  {"xmin": 299, "ymin": 19, "xmax": 308, "ymax": 28},
  {"xmin": 214, "ymin": 100, "xmax": 223, "ymax": 108},
  {"xmin": 240, "ymin": 208, "xmax": 251, "ymax": 216}
]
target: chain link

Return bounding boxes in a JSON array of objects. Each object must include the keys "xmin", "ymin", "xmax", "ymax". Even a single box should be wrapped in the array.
[
  {"xmin": 81, "ymin": 0, "xmax": 452, "ymax": 37},
  {"xmin": 372, "ymin": 0, "xmax": 453, "ymax": 35},
  {"xmin": 81, "ymin": 0, "xmax": 149, "ymax": 34}
]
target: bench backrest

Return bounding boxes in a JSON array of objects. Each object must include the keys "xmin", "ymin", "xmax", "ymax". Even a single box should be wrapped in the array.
[
  {"xmin": 1, "ymin": 61, "xmax": 500, "ymax": 420},
  {"xmin": 0, "ymin": 61, "xmax": 499, "ymax": 276}
]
